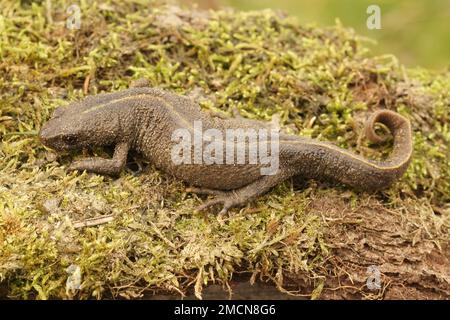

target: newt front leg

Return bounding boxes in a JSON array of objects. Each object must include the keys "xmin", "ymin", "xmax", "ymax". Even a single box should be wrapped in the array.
[{"xmin": 68, "ymin": 141, "xmax": 130, "ymax": 176}]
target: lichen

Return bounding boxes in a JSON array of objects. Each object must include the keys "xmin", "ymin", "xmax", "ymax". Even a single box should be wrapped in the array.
[{"xmin": 0, "ymin": 0, "xmax": 448, "ymax": 299}]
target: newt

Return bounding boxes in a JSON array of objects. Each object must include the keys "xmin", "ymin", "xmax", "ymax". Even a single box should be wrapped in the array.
[{"xmin": 39, "ymin": 79, "xmax": 413, "ymax": 214}]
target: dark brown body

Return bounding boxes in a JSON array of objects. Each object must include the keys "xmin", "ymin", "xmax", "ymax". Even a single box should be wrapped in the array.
[{"xmin": 39, "ymin": 82, "xmax": 413, "ymax": 213}]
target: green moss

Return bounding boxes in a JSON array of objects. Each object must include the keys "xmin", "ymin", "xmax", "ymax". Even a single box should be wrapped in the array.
[{"xmin": 0, "ymin": 1, "xmax": 448, "ymax": 299}]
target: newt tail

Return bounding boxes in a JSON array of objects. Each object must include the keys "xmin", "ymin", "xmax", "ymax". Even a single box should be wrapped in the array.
[{"xmin": 287, "ymin": 109, "xmax": 413, "ymax": 190}]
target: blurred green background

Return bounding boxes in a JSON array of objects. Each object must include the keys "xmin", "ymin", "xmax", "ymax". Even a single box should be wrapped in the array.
[{"xmin": 184, "ymin": 0, "xmax": 450, "ymax": 70}]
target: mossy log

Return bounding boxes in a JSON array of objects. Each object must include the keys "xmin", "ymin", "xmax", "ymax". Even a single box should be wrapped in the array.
[{"xmin": 0, "ymin": 1, "xmax": 448, "ymax": 299}]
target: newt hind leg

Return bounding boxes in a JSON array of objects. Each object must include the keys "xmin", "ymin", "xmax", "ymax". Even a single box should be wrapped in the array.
[{"xmin": 189, "ymin": 169, "xmax": 294, "ymax": 215}]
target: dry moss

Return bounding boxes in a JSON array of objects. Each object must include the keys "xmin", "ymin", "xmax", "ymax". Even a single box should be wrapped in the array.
[{"xmin": 0, "ymin": 0, "xmax": 448, "ymax": 299}]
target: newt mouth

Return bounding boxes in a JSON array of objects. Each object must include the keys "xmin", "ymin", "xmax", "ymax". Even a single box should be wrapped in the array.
[{"xmin": 39, "ymin": 124, "xmax": 72, "ymax": 151}]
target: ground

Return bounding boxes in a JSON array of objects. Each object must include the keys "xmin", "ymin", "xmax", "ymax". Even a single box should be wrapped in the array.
[{"xmin": 0, "ymin": 1, "xmax": 448, "ymax": 299}]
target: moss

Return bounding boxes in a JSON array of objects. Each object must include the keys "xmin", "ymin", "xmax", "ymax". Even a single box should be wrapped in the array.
[{"xmin": 0, "ymin": 1, "xmax": 448, "ymax": 299}]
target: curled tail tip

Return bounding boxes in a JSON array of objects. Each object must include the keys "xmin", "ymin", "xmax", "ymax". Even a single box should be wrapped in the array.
[
  {"xmin": 364, "ymin": 109, "xmax": 411, "ymax": 144},
  {"xmin": 363, "ymin": 109, "xmax": 413, "ymax": 182}
]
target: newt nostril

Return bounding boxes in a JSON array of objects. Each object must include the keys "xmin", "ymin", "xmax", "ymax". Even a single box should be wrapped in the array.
[
  {"xmin": 38, "ymin": 125, "xmax": 52, "ymax": 145},
  {"xmin": 39, "ymin": 125, "xmax": 47, "ymax": 137},
  {"xmin": 38, "ymin": 129, "xmax": 46, "ymax": 142}
]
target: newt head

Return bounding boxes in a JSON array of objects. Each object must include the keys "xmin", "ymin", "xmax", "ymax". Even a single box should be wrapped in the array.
[{"xmin": 39, "ymin": 97, "xmax": 120, "ymax": 151}]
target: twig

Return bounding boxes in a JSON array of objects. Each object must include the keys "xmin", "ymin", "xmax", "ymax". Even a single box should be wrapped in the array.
[{"xmin": 73, "ymin": 214, "xmax": 115, "ymax": 229}]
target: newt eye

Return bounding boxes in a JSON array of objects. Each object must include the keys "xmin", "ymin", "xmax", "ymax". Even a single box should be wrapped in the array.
[{"xmin": 63, "ymin": 135, "xmax": 78, "ymax": 145}]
